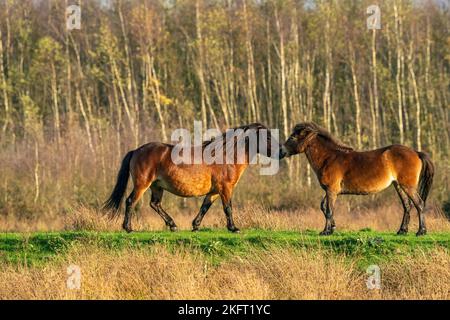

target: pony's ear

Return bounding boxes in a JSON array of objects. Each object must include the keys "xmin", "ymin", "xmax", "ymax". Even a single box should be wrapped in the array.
[
  {"xmin": 296, "ymin": 125, "xmax": 309, "ymax": 137},
  {"xmin": 292, "ymin": 124, "xmax": 304, "ymax": 135},
  {"xmin": 293, "ymin": 123, "xmax": 314, "ymax": 135}
]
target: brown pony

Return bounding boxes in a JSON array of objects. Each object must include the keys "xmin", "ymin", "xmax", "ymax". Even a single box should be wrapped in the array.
[
  {"xmin": 280, "ymin": 122, "xmax": 434, "ymax": 236},
  {"xmin": 104, "ymin": 123, "xmax": 279, "ymax": 233}
]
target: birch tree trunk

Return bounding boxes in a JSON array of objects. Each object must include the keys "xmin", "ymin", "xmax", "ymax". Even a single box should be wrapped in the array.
[
  {"xmin": 266, "ymin": 20, "xmax": 274, "ymax": 127},
  {"xmin": 71, "ymin": 35, "xmax": 95, "ymax": 153},
  {"xmin": 76, "ymin": 86, "xmax": 95, "ymax": 153},
  {"xmin": 322, "ymin": 14, "xmax": 332, "ymax": 131},
  {"xmin": 65, "ymin": 0, "xmax": 73, "ymax": 127},
  {"xmin": 0, "ymin": 28, "xmax": 11, "ymax": 136},
  {"xmin": 147, "ymin": 53, "xmax": 168, "ymax": 141},
  {"xmin": 371, "ymin": 29, "xmax": 379, "ymax": 147},
  {"xmin": 394, "ymin": 2, "xmax": 404, "ymax": 144},
  {"xmin": 118, "ymin": 1, "xmax": 139, "ymax": 146},
  {"xmin": 196, "ymin": 0, "xmax": 207, "ymax": 128},
  {"xmin": 408, "ymin": 40, "xmax": 421, "ymax": 150},
  {"xmin": 349, "ymin": 43, "xmax": 362, "ymax": 149},
  {"xmin": 51, "ymin": 62, "xmax": 61, "ymax": 146},
  {"xmin": 243, "ymin": 0, "xmax": 259, "ymax": 123},
  {"xmin": 195, "ymin": 0, "xmax": 219, "ymax": 129},
  {"xmin": 274, "ymin": 7, "xmax": 288, "ymax": 140}
]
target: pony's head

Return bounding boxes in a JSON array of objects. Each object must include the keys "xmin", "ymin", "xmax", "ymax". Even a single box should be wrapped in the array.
[
  {"xmin": 243, "ymin": 123, "xmax": 279, "ymax": 158},
  {"xmin": 281, "ymin": 123, "xmax": 318, "ymax": 157},
  {"xmin": 204, "ymin": 123, "xmax": 281, "ymax": 161},
  {"xmin": 281, "ymin": 122, "xmax": 353, "ymax": 158},
  {"xmin": 233, "ymin": 123, "xmax": 281, "ymax": 160}
]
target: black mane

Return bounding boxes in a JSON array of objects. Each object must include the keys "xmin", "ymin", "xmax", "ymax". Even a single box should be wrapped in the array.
[
  {"xmin": 294, "ymin": 122, "xmax": 354, "ymax": 152},
  {"xmin": 202, "ymin": 123, "xmax": 267, "ymax": 148}
]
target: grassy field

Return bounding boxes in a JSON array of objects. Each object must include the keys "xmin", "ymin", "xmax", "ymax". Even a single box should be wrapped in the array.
[{"xmin": 2, "ymin": 229, "xmax": 450, "ymax": 266}]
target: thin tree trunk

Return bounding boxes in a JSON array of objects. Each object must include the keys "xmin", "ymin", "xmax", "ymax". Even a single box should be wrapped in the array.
[
  {"xmin": 195, "ymin": 0, "xmax": 208, "ymax": 128},
  {"xmin": 210, "ymin": 64, "xmax": 231, "ymax": 127},
  {"xmin": 394, "ymin": 2, "xmax": 404, "ymax": 144},
  {"xmin": 76, "ymin": 86, "xmax": 95, "ymax": 153},
  {"xmin": 349, "ymin": 44, "xmax": 362, "ymax": 149},
  {"xmin": 266, "ymin": 20, "xmax": 274, "ymax": 127},
  {"xmin": 118, "ymin": 0, "xmax": 139, "ymax": 145},
  {"xmin": 369, "ymin": 86, "xmax": 377, "ymax": 147},
  {"xmin": 371, "ymin": 29, "xmax": 379, "ymax": 147},
  {"xmin": 51, "ymin": 62, "xmax": 61, "ymax": 146},
  {"xmin": 306, "ymin": 52, "xmax": 314, "ymax": 121},
  {"xmin": 111, "ymin": 59, "xmax": 137, "ymax": 146},
  {"xmin": 243, "ymin": 0, "xmax": 259, "ymax": 123},
  {"xmin": 147, "ymin": 53, "xmax": 168, "ymax": 141},
  {"xmin": 322, "ymin": 15, "xmax": 332, "ymax": 131},
  {"xmin": 408, "ymin": 41, "xmax": 421, "ymax": 150},
  {"xmin": 65, "ymin": 0, "xmax": 73, "ymax": 127},
  {"xmin": 0, "ymin": 27, "xmax": 11, "ymax": 136},
  {"xmin": 274, "ymin": 7, "xmax": 288, "ymax": 140},
  {"xmin": 71, "ymin": 35, "xmax": 96, "ymax": 152},
  {"xmin": 33, "ymin": 139, "xmax": 40, "ymax": 204},
  {"xmin": 424, "ymin": 15, "xmax": 433, "ymax": 146}
]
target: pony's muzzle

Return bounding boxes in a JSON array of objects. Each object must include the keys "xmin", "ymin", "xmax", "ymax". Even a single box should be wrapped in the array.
[{"xmin": 279, "ymin": 146, "xmax": 289, "ymax": 159}]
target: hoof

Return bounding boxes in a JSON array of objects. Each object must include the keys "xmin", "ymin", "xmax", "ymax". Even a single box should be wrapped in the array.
[
  {"xmin": 192, "ymin": 222, "xmax": 200, "ymax": 232},
  {"xmin": 228, "ymin": 227, "xmax": 240, "ymax": 233},
  {"xmin": 416, "ymin": 229, "xmax": 427, "ymax": 236},
  {"xmin": 122, "ymin": 222, "xmax": 133, "ymax": 233},
  {"xmin": 123, "ymin": 227, "xmax": 133, "ymax": 234},
  {"xmin": 170, "ymin": 226, "xmax": 178, "ymax": 232},
  {"xmin": 397, "ymin": 229, "xmax": 408, "ymax": 235},
  {"xmin": 319, "ymin": 230, "xmax": 333, "ymax": 236}
]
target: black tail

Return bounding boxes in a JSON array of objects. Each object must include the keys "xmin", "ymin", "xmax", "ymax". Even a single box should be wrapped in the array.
[
  {"xmin": 103, "ymin": 151, "xmax": 134, "ymax": 219},
  {"xmin": 417, "ymin": 151, "xmax": 434, "ymax": 204}
]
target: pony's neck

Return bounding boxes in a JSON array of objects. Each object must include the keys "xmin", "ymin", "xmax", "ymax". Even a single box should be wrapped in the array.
[
  {"xmin": 305, "ymin": 136, "xmax": 335, "ymax": 173},
  {"xmin": 220, "ymin": 143, "xmax": 251, "ymax": 166}
]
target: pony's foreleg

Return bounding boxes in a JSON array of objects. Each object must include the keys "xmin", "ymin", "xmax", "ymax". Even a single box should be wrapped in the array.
[
  {"xmin": 192, "ymin": 193, "xmax": 219, "ymax": 231},
  {"xmin": 150, "ymin": 186, "xmax": 178, "ymax": 232},
  {"xmin": 394, "ymin": 183, "xmax": 412, "ymax": 235},
  {"xmin": 403, "ymin": 187, "xmax": 426, "ymax": 236},
  {"xmin": 220, "ymin": 188, "xmax": 240, "ymax": 233},
  {"xmin": 320, "ymin": 196, "xmax": 336, "ymax": 231},
  {"xmin": 320, "ymin": 191, "xmax": 337, "ymax": 236}
]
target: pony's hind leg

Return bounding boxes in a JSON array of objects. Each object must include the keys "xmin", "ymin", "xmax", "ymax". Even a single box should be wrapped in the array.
[
  {"xmin": 393, "ymin": 182, "xmax": 412, "ymax": 235},
  {"xmin": 150, "ymin": 186, "xmax": 178, "ymax": 232},
  {"xmin": 192, "ymin": 193, "xmax": 219, "ymax": 231},
  {"xmin": 219, "ymin": 186, "xmax": 240, "ymax": 233},
  {"xmin": 123, "ymin": 186, "xmax": 148, "ymax": 233},
  {"xmin": 402, "ymin": 186, "xmax": 427, "ymax": 236}
]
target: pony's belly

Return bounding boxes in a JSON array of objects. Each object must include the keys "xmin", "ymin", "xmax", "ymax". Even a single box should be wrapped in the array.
[
  {"xmin": 343, "ymin": 172, "xmax": 394, "ymax": 194},
  {"xmin": 155, "ymin": 174, "xmax": 213, "ymax": 197}
]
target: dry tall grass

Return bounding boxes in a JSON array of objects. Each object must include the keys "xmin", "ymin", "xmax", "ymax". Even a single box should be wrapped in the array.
[
  {"xmin": 1, "ymin": 202, "xmax": 449, "ymax": 234},
  {"xmin": 0, "ymin": 244, "xmax": 448, "ymax": 300}
]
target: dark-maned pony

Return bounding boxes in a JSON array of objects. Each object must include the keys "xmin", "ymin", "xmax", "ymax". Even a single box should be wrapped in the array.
[
  {"xmin": 104, "ymin": 123, "xmax": 280, "ymax": 233},
  {"xmin": 281, "ymin": 122, "xmax": 434, "ymax": 236}
]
